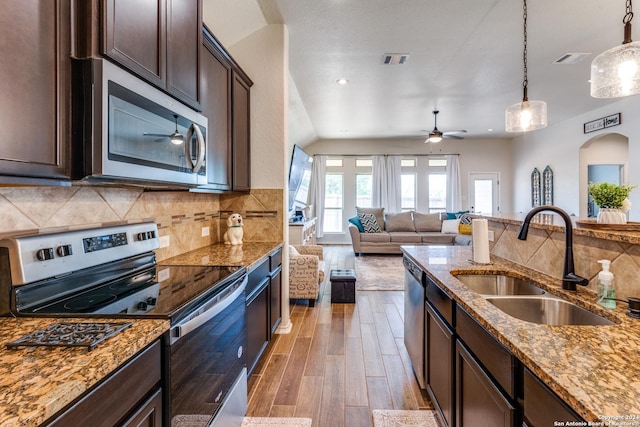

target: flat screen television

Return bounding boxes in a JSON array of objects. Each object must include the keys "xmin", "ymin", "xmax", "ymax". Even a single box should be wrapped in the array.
[{"xmin": 288, "ymin": 145, "xmax": 313, "ymax": 218}]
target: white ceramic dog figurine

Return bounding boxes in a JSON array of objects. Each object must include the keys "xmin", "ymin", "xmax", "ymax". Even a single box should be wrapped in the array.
[{"xmin": 223, "ymin": 213, "xmax": 244, "ymax": 245}]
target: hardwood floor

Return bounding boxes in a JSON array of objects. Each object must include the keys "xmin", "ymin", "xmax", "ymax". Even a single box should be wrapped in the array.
[{"xmin": 247, "ymin": 245, "xmax": 433, "ymax": 427}]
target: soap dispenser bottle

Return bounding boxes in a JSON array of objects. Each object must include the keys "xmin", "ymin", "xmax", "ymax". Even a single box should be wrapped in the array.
[{"xmin": 597, "ymin": 259, "xmax": 616, "ymax": 309}]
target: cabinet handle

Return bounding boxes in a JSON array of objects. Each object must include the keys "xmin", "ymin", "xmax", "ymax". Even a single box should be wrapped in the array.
[{"xmin": 185, "ymin": 123, "xmax": 206, "ymax": 173}]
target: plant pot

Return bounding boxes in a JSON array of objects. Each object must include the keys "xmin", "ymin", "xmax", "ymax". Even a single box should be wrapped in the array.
[{"xmin": 596, "ymin": 208, "xmax": 627, "ymax": 224}]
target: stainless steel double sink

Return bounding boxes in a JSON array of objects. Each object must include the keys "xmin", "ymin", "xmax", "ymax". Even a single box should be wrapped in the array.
[{"xmin": 454, "ymin": 274, "xmax": 615, "ymax": 326}]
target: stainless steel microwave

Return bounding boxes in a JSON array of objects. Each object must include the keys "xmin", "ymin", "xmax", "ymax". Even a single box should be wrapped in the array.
[{"xmin": 72, "ymin": 59, "xmax": 207, "ymax": 187}]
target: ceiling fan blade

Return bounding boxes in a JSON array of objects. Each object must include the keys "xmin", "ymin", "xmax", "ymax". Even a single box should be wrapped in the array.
[
  {"xmin": 443, "ymin": 134, "xmax": 465, "ymax": 140},
  {"xmin": 443, "ymin": 130, "xmax": 467, "ymax": 135},
  {"xmin": 143, "ymin": 132, "xmax": 171, "ymax": 137}
]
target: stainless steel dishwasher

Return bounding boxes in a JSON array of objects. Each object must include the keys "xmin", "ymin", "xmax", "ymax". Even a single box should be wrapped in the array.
[{"xmin": 403, "ymin": 255, "xmax": 426, "ymax": 389}]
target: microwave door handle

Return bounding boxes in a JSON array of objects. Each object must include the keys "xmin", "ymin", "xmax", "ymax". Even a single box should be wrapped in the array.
[{"xmin": 184, "ymin": 123, "xmax": 205, "ymax": 173}]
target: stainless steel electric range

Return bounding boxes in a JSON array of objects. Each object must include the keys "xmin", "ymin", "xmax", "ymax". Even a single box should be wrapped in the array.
[{"xmin": 0, "ymin": 222, "xmax": 248, "ymax": 427}]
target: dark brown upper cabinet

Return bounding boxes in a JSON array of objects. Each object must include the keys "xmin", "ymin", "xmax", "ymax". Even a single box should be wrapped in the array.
[
  {"xmin": 0, "ymin": 0, "xmax": 71, "ymax": 185},
  {"xmin": 199, "ymin": 25, "xmax": 252, "ymax": 193},
  {"xmin": 100, "ymin": 0, "xmax": 202, "ymax": 109}
]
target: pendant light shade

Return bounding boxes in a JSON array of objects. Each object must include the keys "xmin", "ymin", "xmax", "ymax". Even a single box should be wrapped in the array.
[
  {"xmin": 505, "ymin": 0, "xmax": 547, "ymax": 132},
  {"xmin": 591, "ymin": 1, "xmax": 640, "ymax": 98}
]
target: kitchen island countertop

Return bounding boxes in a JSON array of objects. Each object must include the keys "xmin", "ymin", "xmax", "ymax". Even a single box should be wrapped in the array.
[
  {"xmin": 402, "ymin": 245, "xmax": 640, "ymax": 421},
  {"xmin": 0, "ymin": 317, "xmax": 168, "ymax": 427},
  {"xmin": 161, "ymin": 241, "xmax": 283, "ymax": 270}
]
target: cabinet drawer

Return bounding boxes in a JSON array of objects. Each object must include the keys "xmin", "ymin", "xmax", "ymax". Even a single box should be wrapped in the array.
[
  {"xmin": 456, "ymin": 306, "xmax": 518, "ymax": 399},
  {"xmin": 523, "ymin": 368, "xmax": 583, "ymax": 426},
  {"xmin": 425, "ymin": 277, "xmax": 454, "ymax": 327},
  {"xmin": 247, "ymin": 257, "xmax": 269, "ymax": 296}
]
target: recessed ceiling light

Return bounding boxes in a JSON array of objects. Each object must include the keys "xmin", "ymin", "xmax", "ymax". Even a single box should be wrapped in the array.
[
  {"xmin": 340, "ymin": 129, "xmax": 348, "ymax": 133},
  {"xmin": 336, "ymin": 78, "xmax": 349, "ymax": 85},
  {"xmin": 488, "ymin": 128, "xmax": 494, "ymax": 132}
]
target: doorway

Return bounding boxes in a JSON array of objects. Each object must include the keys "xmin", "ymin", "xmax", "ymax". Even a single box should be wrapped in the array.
[{"xmin": 469, "ymin": 173, "xmax": 500, "ymax": 214}]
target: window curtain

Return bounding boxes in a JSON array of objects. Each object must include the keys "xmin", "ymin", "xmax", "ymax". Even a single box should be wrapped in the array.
[
  {"xmin": 310, "ymin": 155, "xmax": 327, "ymax": 238},
  {"xmin": 385, "ymin": 156, "xmax": 402, "ymax": 212},
  {"xmin": 371, "ymin": 156, "xmax": 387, "ymax": 208},
  {"xmin": 445, "ymin": 154, "xmax": 462, "ymax": 212}
]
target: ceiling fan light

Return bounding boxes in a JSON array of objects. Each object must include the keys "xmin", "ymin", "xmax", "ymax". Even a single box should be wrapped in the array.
[
  {"xmin": 591, "ymin": 41, "xmax": 640, "ymax": 97},
  {"xmin": 170, "ymin": 133, "xmax": 184, "ymax": 145},
  {"xmin": 505, "ymin": 100, "xmax": 547, "ymax": 132},
  {"xmin": 427, "ymin": 135, "xmax": 443, "ymax": 143}
]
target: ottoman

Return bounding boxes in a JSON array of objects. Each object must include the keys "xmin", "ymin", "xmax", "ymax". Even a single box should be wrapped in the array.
[{"xmin": 330, "ymin": 269, "xmax": 356, "ymax": 303}]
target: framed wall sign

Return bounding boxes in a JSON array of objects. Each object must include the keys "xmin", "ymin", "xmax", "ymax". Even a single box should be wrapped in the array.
[
  {"xmin": 543, "ymin": 166, "xmax": 553, "ymax": 205},
  {"xmin": 531, "ymin": 168, "xmax": 541, "ymax": 207},
  {"xmin": 584, "ymin": 113, "xmax": 621, "ymax": 133}
]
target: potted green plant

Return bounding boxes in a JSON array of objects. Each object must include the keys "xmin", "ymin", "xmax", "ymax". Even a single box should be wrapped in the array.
[{"xmin": 588, "ymin": 182, "xmax": 636, "ymax": 224}]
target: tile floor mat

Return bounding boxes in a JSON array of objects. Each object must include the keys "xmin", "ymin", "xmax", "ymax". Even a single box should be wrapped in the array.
[
  {"xmin": 241, "ymin": 417, "xmax": 312, "ymax": 427},
  {"xmin": 372, "ymin": 410, "xmax": 441, "ymax": 427},
  {"xmin": 171, "ymin": 415, "xmax": 312, "ymax": 427}
]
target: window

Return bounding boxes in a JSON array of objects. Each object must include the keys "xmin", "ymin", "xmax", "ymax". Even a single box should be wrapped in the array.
[
  {"xmin": 356, "ymin": 159, "xmax": 373, "ymax": 167},
  {"xmin": 401, "ymin": 173, "xmax": 416, "ymax": 211},
  {"xmin": 428, "ymin": 173, "xmax": 447, "ymax": 212},
  {"xmin": 323, "ymin": 173, "xmax": 343, "ymax": 232},
  {"xmin": 326, "ymin": 159, "xmax": 343, "ymax": 167},
  {"xmin": 356, "ymin": 174, "xmax": 372, "ymax": 207},
  {"xmin": 429, "ymin": 158, "xmax": 447, "ymax": 167},
  {"xmin": 401, "ymin": 158, "xmax": 416, "ymax": 167}
]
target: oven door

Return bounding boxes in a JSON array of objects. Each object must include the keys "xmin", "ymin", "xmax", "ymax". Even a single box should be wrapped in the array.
[{"xmin": 168, "ymin": 275, "xmax": 247, "ymax": 425}]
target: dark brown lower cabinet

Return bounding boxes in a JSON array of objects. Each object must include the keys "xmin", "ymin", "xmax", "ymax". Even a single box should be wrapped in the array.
[
  {"xmin": 270, "ymin": 266, "xmax": 282, "ymax": 335},
  {"xmin": 246, "ymin": 276, "xmax": 270, "ymax": 375},
  {"xmin": 426, "ymin": 303, "xmax": 454, "ymax": 427},
  {"xmin": 456, "ymin": 341, "xmax": 515, "ymax": 427},
  {"xmin": 523, "ymin": 368, "xmax": 582, "ymax": 426},
  {"xmin": 45, "ymin": 341, "xmax": 162, "ymax": 426}
]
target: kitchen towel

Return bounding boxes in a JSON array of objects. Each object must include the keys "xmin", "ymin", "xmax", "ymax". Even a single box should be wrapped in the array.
[{"xmin": 472, "ymin": 218, "xmax": 491, "ymax": 264}]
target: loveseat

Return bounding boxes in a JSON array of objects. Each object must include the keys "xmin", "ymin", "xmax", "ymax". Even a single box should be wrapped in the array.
[
  {"xmin": 348, "ymin": 208, "xmax": 472, "ymax": 255},
  {"xmin": 289, "ymin": 245, "xmax": 325, "ymax": 307}
]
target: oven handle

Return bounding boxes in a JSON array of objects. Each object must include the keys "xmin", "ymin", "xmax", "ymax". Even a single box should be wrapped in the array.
[{"xmin": 171, "ymin": 275, "xmax": 247, "ymax": 343}]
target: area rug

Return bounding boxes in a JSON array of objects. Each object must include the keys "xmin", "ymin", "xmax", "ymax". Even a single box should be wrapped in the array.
[
  {"xmin": 372, "ymin": 410, "xmax": 441, "ymax": 427},
  {"xmin": 354, "ymin": 255, "xmax": 405, "ymax": 291},
  {"xmin": 172, "ymin": 415, "xmax": 312, "ymax": 427}
]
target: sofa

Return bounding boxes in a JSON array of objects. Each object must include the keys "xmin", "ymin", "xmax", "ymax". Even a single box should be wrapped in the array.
[
  {"xmin": 288, "ymin": 245, "xmax": 325, "ymax": 307},
  {"xmin": 348, "ymin": 208, "xmax": 472, "ymax": 255}
]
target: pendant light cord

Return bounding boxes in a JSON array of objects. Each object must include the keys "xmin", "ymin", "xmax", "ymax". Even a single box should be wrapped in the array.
[
  {"xmin": 522, "ymin": 0, "xmax": 529, "ymax": 101},
  {"xmin": 624, "ymin": 0, "xmax": 634, "ymax": 43}
]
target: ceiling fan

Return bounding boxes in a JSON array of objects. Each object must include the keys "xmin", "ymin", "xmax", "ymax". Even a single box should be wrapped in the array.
[
  {"xmin": 143, "ymin": 114, "xmax": 184, "ymax": 145},
  {"xmin": 424, "ymin": 110, "xmax": 467, "ymax": 143}
]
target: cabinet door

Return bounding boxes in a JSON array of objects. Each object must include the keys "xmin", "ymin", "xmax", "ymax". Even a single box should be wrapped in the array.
[
  {"xmin": 166, "ymin": 0, "xmax": 201, "ymax": 108},
  {"xmin": 426, "ymin": 303, "xmax": 454, "ymax": 427},
  {"xmin": 270, "ymin": 266, "xmax": 282, "ymax": 335},
  {"xmin": 232, "ymin": 73, "xmax": 251, "ymax": 191},
  {"xmin": 104, "ymin": 0, "xmax": 166, "ymax": 87},
  {"xmin": 121, "ymin": 388, "xmax": 162, "ymax": 427},
  {"xmin": 456, "ymin": 340, "xmax": 515, "ymax": 427},
  {"xmin": 523, "ymin": 368, "xmax": 583, "ymax": 426},
  {"xmin": 0, "ymin": 0, "xmax": 70, "ymax": 183},
  {"xmin": 201, "ymin": 29, "xmax": 232, "ymax": 190}
]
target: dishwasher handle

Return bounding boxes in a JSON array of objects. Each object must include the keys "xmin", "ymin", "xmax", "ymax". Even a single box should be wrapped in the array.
[
  {"xmin": 403, "ymin": 256, "xmax": 425, "ymax": 285},
  {"xmin": 171, "ymin": 275, "xmax": 247, "ymax": 344}
]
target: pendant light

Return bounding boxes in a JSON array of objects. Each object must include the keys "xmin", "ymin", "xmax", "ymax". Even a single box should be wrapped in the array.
[
  {"xmin": 591, "ymin": 0, "xmax": 640, "ymax": 98},
  {"xmin": 505, "ymin": 0, "xmax": 548, "ymax": 132}
]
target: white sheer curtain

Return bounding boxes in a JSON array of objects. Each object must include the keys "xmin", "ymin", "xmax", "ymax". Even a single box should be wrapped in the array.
[
  {"xmin": 385, "ymin": 156, "xmax": 402, "ymax": 212},
  {"xmin": 445, "ymin": 154, "xmax": 462, "ymax": 212},
  {"xmin": 371, "ymin": 156, "xmax": 387, "ymax": 208},
  {"xmin": 309, "ymin": 155, "xmax": 327, "ymax": 238}
]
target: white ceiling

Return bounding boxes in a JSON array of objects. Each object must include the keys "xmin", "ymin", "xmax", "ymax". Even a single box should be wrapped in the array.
[{"xmin": 209, "ymin": 0, "xmax": 632, "ymax": 141}]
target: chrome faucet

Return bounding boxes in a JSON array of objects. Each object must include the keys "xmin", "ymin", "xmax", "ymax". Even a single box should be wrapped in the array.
[{"xmin": 517, "ymin": 205, "xmax": 588, "ymax": 291}]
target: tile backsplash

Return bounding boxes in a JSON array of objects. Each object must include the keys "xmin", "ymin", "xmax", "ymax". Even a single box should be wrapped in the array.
[
  {"xmin": 0, "ymin": 186, "xmax": 283, "ymax": 262},
  {"xmin": 488, "ymin": 220, "xmax": 640, "ymax": 300}
]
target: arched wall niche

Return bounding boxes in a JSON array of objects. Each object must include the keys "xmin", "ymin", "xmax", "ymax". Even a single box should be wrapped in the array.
[{"xmin": 578, "ymin": 132, "xmax": 629, "ymax": 218}]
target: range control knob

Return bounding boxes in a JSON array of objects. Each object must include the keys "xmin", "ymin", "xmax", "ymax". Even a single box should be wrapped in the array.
[
  {"xmin": 137, "ymin": 301, "xmax": 149, "ymax": 311},
  {"xmin": 56, "ymin": 244, "xmax": 73, "ymax": 257},
  {"xmin": 136, "ymin": 231, "xmax": 157, "ymax": 241},
  {"xmin": 146, "ymin": 297, "xmax": 157, "ymax": 306},
  {"xmin": 36, "ymin": 248, "xmax": 54, "ymax": 261}
]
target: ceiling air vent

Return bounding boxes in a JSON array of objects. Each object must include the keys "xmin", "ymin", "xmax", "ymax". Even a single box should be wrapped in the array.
[
  {"xmin": 553, "ymin": 53, "xmax": 590, "ymax": 64},
  {"xmin": 382, "ymin": 53, "xmax": 409, "ymax": 65}
]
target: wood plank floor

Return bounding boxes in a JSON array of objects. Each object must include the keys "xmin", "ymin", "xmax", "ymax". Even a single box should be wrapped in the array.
[{"xmin": 247, "ymin": 245, "xmax": 433, "ymax": 427}]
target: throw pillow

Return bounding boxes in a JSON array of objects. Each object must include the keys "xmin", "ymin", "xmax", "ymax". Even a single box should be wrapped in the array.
[
  {"xmin": 441, "ymin": 218, "xmax": 460, "ymax": 234},
  {"xmin": 413, "ymin": 212, "xmax": 442, "ymax": 232},
  {"xmin": 356, "ymin": 207, "xmax": 384, "ymax": 231},
  {"xmin": 385, "ymin": 211, "xmax": 415, "ymax": 232},
  {"xmin": 446, "ymin": 210, "xmax": 470, "ymax": 220},
  {"xmin": 359, "ymin": 212, "xmax": 383, "ymax": 233},
  {"xmin": 348, "ymin": 215, "xmax": 365, "ymax": 232},
  {"xmin": 457, "ymin": 213, "xmax": 473, "ymax": 234}
]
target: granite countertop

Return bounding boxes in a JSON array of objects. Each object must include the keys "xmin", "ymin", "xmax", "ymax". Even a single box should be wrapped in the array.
[
  {"xmin": 402, "ymin": 245, "xmax": 640, "ymax": 421},
  {"xmin": 0, "ymin": 317, "xmax": 169, "ymax": 427},
  {"xmin": 161, "ymin": 241, "xmax": 283, "ymax": 270},
  {"xmin": 480, "ymin": 212, "xmax": 640, "ymax": 245}
]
